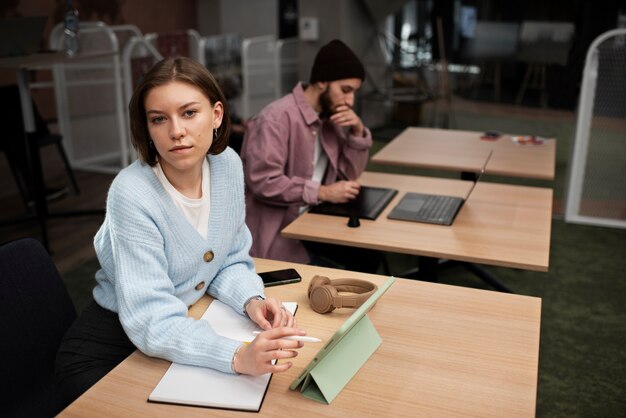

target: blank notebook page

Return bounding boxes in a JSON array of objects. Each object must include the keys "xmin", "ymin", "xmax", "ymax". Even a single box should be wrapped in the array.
[{"xmin": 148, "ymin": 300, "xmax": 297, "ymax": 411}]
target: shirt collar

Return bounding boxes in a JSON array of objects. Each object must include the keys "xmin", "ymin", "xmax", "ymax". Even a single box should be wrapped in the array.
[{"xmin": 292, "ymin": 82, "xmax": 320, "ymax": 126}]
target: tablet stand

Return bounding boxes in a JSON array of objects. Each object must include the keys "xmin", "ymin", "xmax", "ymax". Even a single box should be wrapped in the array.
[{"xmin": 293, "ymin": 315, "xmax": 382, "ymax": 404}]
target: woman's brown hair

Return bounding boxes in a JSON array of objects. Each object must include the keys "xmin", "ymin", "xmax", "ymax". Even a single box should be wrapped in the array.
[{"xmin": 129, "ymin": 57, "xmax": 231, "ymax": 166}]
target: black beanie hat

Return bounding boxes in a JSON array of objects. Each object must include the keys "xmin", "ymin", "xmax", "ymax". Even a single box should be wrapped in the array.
[{"xmin": 309, "ymin": 39, "xmax": 365, "ymax": 83}]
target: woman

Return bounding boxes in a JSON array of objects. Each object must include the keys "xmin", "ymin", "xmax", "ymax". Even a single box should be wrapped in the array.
[{"xmin": 56, "ymin": 57, "xmax": 305, "ymax": 403}]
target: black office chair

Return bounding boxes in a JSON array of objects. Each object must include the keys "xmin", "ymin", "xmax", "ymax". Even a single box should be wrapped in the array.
[
  {"xmin": 0, "ymin": 84, "xmax": 80, "ymax": 209},
  {"xmin": 0, "ymin": 238, "xmax": 77, "ymax": 417}
]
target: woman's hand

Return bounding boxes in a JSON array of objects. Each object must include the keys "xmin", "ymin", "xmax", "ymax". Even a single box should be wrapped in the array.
[
  {"xmin": 232, "ymin": 327, "xmax": 306, "ymax": 375},
  {"xmin": 245, "ymin": 297, "xmax": 296, "ymax": 330}
]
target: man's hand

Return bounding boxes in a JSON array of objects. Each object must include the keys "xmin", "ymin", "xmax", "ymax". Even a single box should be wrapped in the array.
[
  {"xmin": 329, "ymin": 105, "xmax": 364, "ymax": 137},
  {"xmin": 318, "ymin": 180, "xmax": 360, "ymax": 203}
]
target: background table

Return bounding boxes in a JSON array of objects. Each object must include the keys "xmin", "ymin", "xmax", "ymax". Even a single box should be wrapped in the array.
[
  {"xmin": 283, "ymin": 171, "xmax": 553, "ymax": 272},
  {"xmin": 59, "ymin": 259, "xmax": 542, "ymax": 417},
  {"xmin": 0, "ymin": 51, "xmax": 109, "ymax": 250},
  {"xmin": 371, "ymin": 127, "xmax": 556, "ymax": 180}
]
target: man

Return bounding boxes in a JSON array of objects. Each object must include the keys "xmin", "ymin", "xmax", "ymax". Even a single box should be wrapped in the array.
[{"xmin": 241, "ymin": 39, "xmax": 377, "ymax": 271}]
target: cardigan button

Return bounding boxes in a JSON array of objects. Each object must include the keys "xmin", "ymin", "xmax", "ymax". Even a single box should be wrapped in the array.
[
  {"xmin": 203, "ymin": 251, "xmax": 214, "ymax": 262},
  {"xmin": 195, "ymin": 281, "xmax": 206, "ymax": 291}
]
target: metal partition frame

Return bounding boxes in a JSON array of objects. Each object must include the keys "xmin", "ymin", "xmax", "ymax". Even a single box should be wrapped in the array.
[{"xmin": 564, "ymin": 29, "xmax": 626, "ymax": 229}]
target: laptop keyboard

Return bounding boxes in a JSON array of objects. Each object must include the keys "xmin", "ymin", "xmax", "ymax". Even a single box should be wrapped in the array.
[
  {"xmin": 418, "ymin": 195, "xmax": 461, "ymax": 221},
  {"xmin": 388, "ymin": 192, "xmax": 464, "ymax": 225}
]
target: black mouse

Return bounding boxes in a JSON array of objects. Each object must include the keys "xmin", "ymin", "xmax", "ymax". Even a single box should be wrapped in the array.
[{"xmin": 347, "ymin": 216, "xmax": 360, "ymax": 228}]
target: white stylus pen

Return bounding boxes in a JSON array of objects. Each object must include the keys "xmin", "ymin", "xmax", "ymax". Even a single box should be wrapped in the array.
[{"xmin": 252, "ymin": 330, "xmax": 322, "ymax": 343}]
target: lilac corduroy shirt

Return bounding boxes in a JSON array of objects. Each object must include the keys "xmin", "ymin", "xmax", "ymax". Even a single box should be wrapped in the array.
[{"xmin": 241, "ymin": 83, "xmax": 372, "ymax": 263}]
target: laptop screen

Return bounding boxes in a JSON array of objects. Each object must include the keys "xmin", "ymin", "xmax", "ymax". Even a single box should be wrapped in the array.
[{"xmin": 463, "ymin": 150, "xmax": 493, "ymax": 200}]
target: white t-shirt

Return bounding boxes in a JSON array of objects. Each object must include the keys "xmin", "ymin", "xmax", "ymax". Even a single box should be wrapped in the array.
[
  {"xmin": 300, "ymin": 132, "xmax": 329, "ymax": 214},
  {"xmin": 312, "ymin": 132, "xmax": 329, "ymax": 184},
  {"xmin": 153, "ymin": 159, "xmax": 211, "ymax": 238}
]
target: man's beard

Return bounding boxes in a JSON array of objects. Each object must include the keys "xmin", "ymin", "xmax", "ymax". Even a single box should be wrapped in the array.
[{"xmin": 318, "ymin": 87, "xmax": 333, "ymax": 120}]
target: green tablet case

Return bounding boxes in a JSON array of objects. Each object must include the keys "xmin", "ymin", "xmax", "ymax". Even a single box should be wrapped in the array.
[{"xmin": 290, "ymin": 277, "xmax": 395, "ymax": 404}]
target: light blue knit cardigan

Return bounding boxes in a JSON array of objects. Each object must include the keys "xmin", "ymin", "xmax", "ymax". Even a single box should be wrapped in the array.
[{"xmin": 93, "ymin": 148, "xmax": 264, "ymax": 373}]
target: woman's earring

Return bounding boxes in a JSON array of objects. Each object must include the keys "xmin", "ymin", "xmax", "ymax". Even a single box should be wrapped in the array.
[
  {"xmin": 213, "ymin": 127, "xmax": 218, "ymax": 139},
  {"xmin": 149, "ymin": 140, "xmax": 155, "ymax": 149}
]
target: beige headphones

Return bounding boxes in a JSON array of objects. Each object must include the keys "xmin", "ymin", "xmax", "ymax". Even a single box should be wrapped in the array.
[{"xmin": 307, "ymin": 275, "xmax": 378, "ymax": 314}]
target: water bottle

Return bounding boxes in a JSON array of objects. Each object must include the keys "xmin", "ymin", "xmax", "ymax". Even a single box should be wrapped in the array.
[{"xmin": 63, "ymin": 0, "xmax": 80, "ymax": 56}]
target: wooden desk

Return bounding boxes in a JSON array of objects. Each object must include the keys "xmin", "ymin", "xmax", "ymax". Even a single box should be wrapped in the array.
[
  {"xmin": 371, "ymin": 127, "xmax": 556, "ymax": 180},
  {"xmin": 283, "ymin": 171, "xmax": 552, "ymax": 272},
  {"xmin": 59, "ymin": 259, "xmax": 542, "ymax": 417}
]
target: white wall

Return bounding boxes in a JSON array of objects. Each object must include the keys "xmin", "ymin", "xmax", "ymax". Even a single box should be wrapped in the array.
[{"xmin": 197, "ymin": 0, "xmax": 278, "ymax": 38}]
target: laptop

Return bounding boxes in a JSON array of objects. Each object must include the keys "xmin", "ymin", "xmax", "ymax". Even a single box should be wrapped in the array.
[
  {"xmin": 0, "ymin": 16, "xmax": 47, "ymax": 58},
  {"xmin": 387, "ymin": 151, "xmax": 493, "ymax": 226},
  {"xmin": 308, "ymin": 186, "xmax": 398, "ymax": 220}
]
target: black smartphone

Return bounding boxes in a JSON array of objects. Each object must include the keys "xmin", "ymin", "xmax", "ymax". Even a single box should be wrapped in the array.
[
  {"xmin": 258, "ymin": 268, "xmax": 302, "ymax": 287},
  {"xmin": 482, "ymin": 130, "xmax": 501, "ymax": 139}
]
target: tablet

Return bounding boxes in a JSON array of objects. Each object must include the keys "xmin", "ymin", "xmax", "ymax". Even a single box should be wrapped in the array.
[
  {"xmin": 308, "ymin": 186, "xmax": 398, "ymax": 220},
  {"xmin": 289, "ymin": 277, "xmax": 395, "ymax": 392}
]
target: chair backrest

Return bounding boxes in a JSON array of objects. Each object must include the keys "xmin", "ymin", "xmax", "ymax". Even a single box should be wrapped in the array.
[
  {"xmin": 0, "ymin": 238, "xmax": 77, "ymax": 417},
  {"xmin": 121, "ymin": 36, "xmax": 163, "ymax": 164},
  {"xmin": 49, "ymin": 21, "xmax": 130, "ymax": 173},
  {"xmin": 241, "ymin": 35, "xmax": 277, "ymax": 118},
  {"xmin": 275, "ymin": 38, "xmax": 299, "ymax": 98}
]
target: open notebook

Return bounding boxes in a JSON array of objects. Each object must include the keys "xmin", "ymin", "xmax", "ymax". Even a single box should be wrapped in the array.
[
  {"xmin": 148, "ymin": 300, "xmax": 297, "ymax": 412},
  {"xmin": 308, "ymin": 186, "xmax": 398, "ymax": 220},
  {"xmin": 388, "ymin": 151, "xmax": 493, "ymax": 226}
]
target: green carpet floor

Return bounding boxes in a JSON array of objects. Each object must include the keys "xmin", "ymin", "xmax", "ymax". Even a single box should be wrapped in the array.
[{"xmin": 61, "ymin": 109, "xmax": 626, "ymax": 417}]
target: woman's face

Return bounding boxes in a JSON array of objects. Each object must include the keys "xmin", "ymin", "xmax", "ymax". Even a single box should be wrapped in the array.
[{"xmin": 144, "ymin": 80, "xmax": 223, "ymax": 176}]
